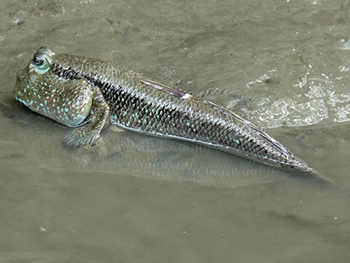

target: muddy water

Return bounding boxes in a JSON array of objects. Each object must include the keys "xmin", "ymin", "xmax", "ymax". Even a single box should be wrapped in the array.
[{"xmin": 1, "ymin": 0, "xmax": 350, "ymax": 262}]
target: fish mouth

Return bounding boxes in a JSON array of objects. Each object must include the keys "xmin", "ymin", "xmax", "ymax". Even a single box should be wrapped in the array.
[{"xmin": 13, "ymin": 68, "xmax": 26, "ymax": 100}]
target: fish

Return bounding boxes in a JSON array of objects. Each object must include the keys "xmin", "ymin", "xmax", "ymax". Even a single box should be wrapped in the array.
[{"xmin": 13, "ymin": 46, "xmax": 330, "ymax": 183}]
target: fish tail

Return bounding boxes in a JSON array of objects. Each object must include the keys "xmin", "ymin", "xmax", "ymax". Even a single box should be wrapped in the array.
[{"xmin": 300, "ymin": 168, "xmax": 334, "ymax": 186}]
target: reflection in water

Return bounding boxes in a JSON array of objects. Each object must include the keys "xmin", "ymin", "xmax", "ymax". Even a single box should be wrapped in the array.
[{"xmin": 74, "ymin": 131, "xmax": 290, "ymax": 188}]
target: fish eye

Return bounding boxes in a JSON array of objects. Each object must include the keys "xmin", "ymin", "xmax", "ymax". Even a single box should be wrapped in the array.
[
  {"xmin": 33, "ymin": 53, "xmax": 44, "ymax": 66},
  {"xmin": 32, "ymin": 53, "xmax": 50, "ymax": 72}
]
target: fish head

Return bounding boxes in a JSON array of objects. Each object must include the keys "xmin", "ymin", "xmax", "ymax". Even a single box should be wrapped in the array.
[{"xmin": 14, "ymin": 46, "xmax": 94, "ymax": 127}]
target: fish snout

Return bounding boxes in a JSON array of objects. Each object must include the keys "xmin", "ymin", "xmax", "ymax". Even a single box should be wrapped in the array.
[{"xmin": 14, "ymin": 68, "xmax": 33, "ymax": 106}]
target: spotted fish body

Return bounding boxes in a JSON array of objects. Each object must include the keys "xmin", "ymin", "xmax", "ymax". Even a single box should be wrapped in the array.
[{"xmin": 14, "ymin": 46, "xmax": 329, "ymax": 182}]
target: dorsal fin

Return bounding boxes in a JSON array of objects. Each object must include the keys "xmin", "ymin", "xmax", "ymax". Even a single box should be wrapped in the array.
[
  {"xmin": 140, "ymin": 79, "xmax": 192, "ymax": 100},
  {"xmin": 203, "ymin": 100, "xmax": 292, "ymax": 157}
]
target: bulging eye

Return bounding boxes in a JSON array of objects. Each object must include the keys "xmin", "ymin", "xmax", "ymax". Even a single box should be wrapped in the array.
[
  {"xmin": 32, "ymin": 53, "xmax": 50, "ymax": 73},
  {"xmin": 33, "ymin": 53, "xmax": 44, "ymax": 66}
]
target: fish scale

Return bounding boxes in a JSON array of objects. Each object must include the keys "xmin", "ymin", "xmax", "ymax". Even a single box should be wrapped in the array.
[{"xmin": 13, "ymin": 46, "xmax": 331, "ymax": 183}]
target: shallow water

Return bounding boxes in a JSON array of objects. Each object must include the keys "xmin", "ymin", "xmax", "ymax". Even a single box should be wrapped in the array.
[{"xmin": 1, "ymin": 0, "xmax": 350, "ymax": 262}]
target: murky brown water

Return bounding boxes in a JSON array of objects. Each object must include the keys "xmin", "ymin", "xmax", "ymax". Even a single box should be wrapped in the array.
[{"xmin": 1, "ymin": 0, "xmax": 350, "ymax": 262}]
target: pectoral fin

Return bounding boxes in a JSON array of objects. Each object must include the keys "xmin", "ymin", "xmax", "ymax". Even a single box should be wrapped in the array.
[{"xmin": 62, "ymin": 92, "xmax": 110, "ymax": 149}]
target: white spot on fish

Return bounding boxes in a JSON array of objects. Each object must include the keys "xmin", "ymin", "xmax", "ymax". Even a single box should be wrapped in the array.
[{"xmin": 181, "ymin": 93, "xmax": 192, "ymax": 100}]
